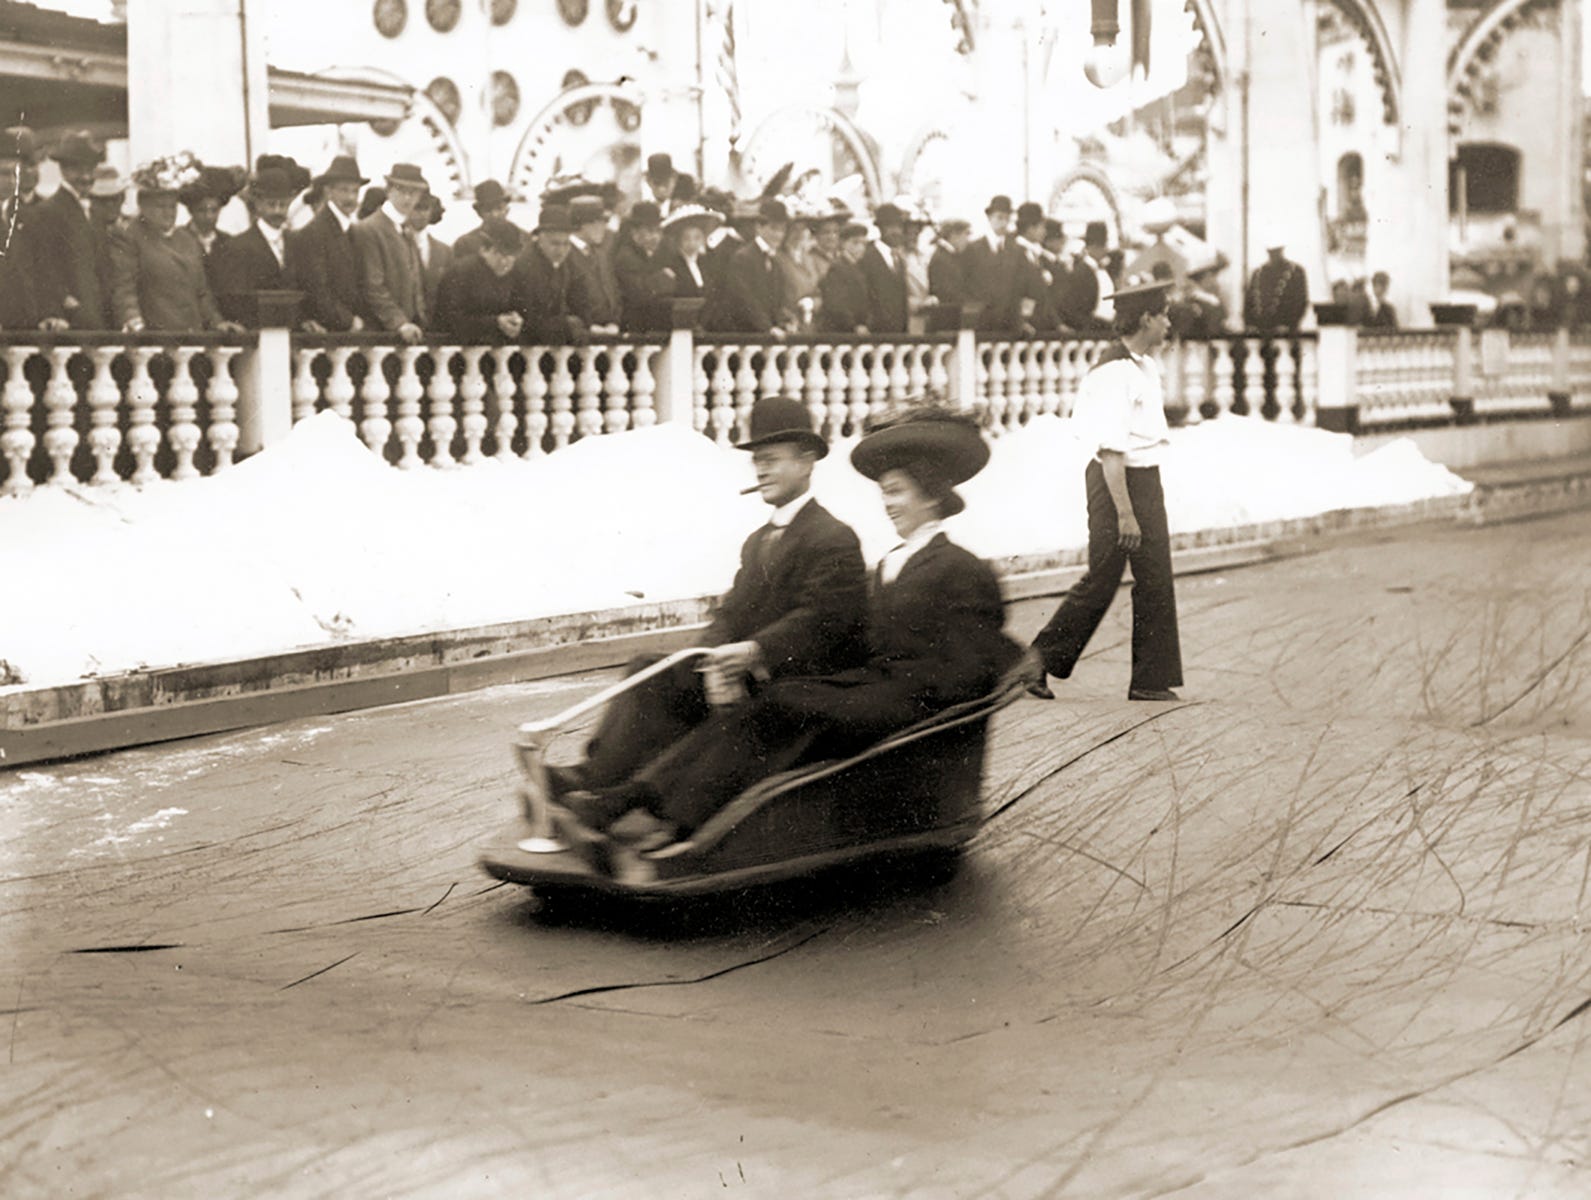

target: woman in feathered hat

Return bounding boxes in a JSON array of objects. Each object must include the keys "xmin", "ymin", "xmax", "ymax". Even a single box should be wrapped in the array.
[{"xmin": 551, "ymin": 407, "xmax": 1023, "ymax": 864}]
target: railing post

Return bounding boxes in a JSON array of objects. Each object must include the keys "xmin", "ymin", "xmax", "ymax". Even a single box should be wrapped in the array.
[
  {"xmin": 1313, "ymin": 321, "xmax": 1360, "ymax": 435},
  {"xmin": 1551, "ymin": 325, "xmax": 1572, "ymax": 417},
  {"xmin": 654, "ymin": 299, "xmax": 701, "ymax": 428},
  {"xmin": 946, "ymin": 304, "xmax": 982, "ymax": 413},
  {"xmin": 235, "ymin": 295, "xmax": 297, "ymax": 456}
]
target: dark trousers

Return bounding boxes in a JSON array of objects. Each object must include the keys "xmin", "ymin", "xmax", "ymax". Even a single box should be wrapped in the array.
[
  {"xmin": 580, "ymin": 654, "xmax": 712, "ymax": 788},
  {"xmin": 1031, "ymin": 460, "xmax": 1183, "ymax": 692}
]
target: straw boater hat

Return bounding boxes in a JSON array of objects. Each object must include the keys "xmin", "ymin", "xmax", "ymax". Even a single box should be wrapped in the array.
[
  {"xmin": 851, "ymin": 407, "xmax": 989, "ymax": 518},
  {"xmin": 736, "ymin": 395, "xmax": 827, "ymax": 459},
  {"xmin": 660, "ymin": 203, "xmax": 723, "ymax": 236}
]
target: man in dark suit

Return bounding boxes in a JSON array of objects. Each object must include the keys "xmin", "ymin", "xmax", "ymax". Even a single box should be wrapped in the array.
[
  {"xmin": 818, "ymin": 223, "xmax": 871, "ymax": 333},
  {"xmin": 288, "ymin": 155, "xmax": 367, "ymax": 333},
  {"xmin": 961, "ymin": 194, "xmax": 1029, "ymax": 333},
  {"xmin": 350, "ymin": 162, "xmax": 430, "ymax": 343},
  {"xmin": 552, "ymin": 396, "xmax": 868, "ymax": 815},
  {"xmin": 1244, "ymin": 231, "xmax": 1310, "ymax": 331},
  {"xmin": 405, "ymin": 191, "xmax": 451, "ymax": 320},
  {"xmin": 701, "ymin": 197, "xmax": 790, "ymax": 335},
  {"xmin": 859, "ymin": 203, "xmax": 910, "ymax": 334},
  {"xmin": 210, "ymin": 166, "xmax": 296, "ymax": 325},
  {"xmin": 514, "ymin": 203, "xmax": 587, "ymax": 344},
  {"xmin": 452, "ymin": 180, "xmax": 524, "ymax": 262},
  {"xmin": 432, "ymin": 217, "xmax": 525, "ymax": 342},
  {"xmin": 28, "ymin": 130, "xmax": 108, "ymax": 329},
  {"xmin": 0, "ymin": 126, "xmax": 44, "ymax": 328},
  {"xmin": 569, "ymin": 194, "xmax": 621, "ymax": 331},
  {"xmin": 553, "ymin": 409, "xmax": 1017, "ymax": 852}
]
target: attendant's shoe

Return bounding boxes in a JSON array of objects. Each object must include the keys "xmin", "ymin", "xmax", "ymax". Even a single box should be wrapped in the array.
[
  {"xmin": 1128, "ymin": 687, "xmax": 1181, "ymax": 702},
  {"xmin": 1026, "ymin": 680, "xmax": 1055, "ymax": 700}
]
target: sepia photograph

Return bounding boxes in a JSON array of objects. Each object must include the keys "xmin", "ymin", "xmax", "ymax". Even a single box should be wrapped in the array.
[{"xmin": 1, "ymin": 0, "xmax": 1589, "ymax": 1195}]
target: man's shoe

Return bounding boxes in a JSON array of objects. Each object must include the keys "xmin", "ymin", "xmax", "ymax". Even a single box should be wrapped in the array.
[
  {"xmin": 610, "ymin": 809, "xmax": 681, "ymax": 854},
  {"xmin": 1026, "ymin": 680, "xmax": 1056, "ymax": 700},
  {"xmin": 1128, "ymin": 687, "xmax": 1181, "ymax": 702},
  {"xmin": 544, "ymin": 764, "xmax": 588, "ymax": 802}
]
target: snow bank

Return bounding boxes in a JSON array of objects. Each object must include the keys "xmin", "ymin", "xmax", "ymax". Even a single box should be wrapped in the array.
[{"xmin": 0, "ymin": 412, "xmax": 1471, "ymax": 689}]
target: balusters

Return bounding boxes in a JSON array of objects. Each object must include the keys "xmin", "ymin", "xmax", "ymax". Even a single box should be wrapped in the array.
[
  {"xmin": 359, "ymin": 348, "xmax": 393, "ymax": 457},
  {"xmin": 601, "ymin": 347, "xmax": 631, "ymax": 435},
  {"xmin": 826, "ymin": 344, "xmax": 850, "ymax": 437},
  {"xmin": 983, "ymin": 343, "xmax": 1008, "ymax": 434},
  {"xmin": 1297, "ymin": 337, "xmax": 1318, "ymax": 426},
  {"xmin": 927, "ymin": 343, "xmax": 950, "ymax": 401},
  {"xmin": 906, "ymin": 344, "xmax": 929, "ymax": 400},
  {"xmin": 457, "ymin": 346, "xmax": 490, "ymax": 462},
  {"xmin": 708, "ymin": 348, "xmax": 737, "ymax": 444},
  {"xmin": 887, "ymin": 345, "xmax": 911, "ymax": 407},
  {"xmin": 206, "ymin": 345, "xmax": 242, "ymax": 471},
  {"xmin": 41, "ymin": 347, "xmax": 81, "ymax": 485},
  {"xmin": 629, "ymin": 346, "xmax": 659, "ymax": 430},
  {"xmin": 291, "ymin": 347, "xmax": 321, "ymax": 423},
  {"xmin": 732, "ymin": 348, "xmax": 759, "ymax": 442},
  {"xmin": 423, "ymin": 347, "xmax": 459, "ymax": 467},
  {"xmin": 573, "ymin": 347, "xmax": 603, "ymax": 441},
  {"xmin": 125, "ymin": 346, "xmax": 161, "ymax": 485},
  {"xmin": 781, "ymin": 344, "xmax": 805, "ymax": 402},
  {"xmin": 523, "ymin": 350, "xmax": 549, "ymax": 456},
  {"xmin": 1056, "ymin": 342, "xmax": 1080, "ymax": 417},
  {"xmin": 1035, "ymin": 342, "xmax": 1060, "ymax": 416},
  {"xmin": 87, "ymin": 346, "xmax": 124, "ymax": 483},
  {"xmin": 805, "ymin": 345, "xmax": 831, "ymax": 439},
  {"xmin": 165, "ymin": 347, "xmax": 202, "ymax": 480},
  {"xmin": 392, "ymin": 346, "xmax": 426, "ymax": 468},
  {"xmin": 490, "ymin": 349, "xmax": 520, "ymax": 458},
  {"xmin": 758, "ymin": 346, "xmax": 784, "ymax": 405},
  {"xmin": 1209, "ymin": 340, "xmax": 1235, "ymax": 419},
  {"xmin": 867, "ymin": 345, "xmax": 891, "ymax": 425},
  {"xmin": 1, "ymin": 347, "xmax": 36, "ymax": 494},
  {"xmin": 325, "ymin": 346, "xmax": 357, "ymax": 420},
  {"xmin": 691, "ymin": 346, "xmax": 712, "ymax": 435},
  {"xmin": 547, "ymin": 346, "xmax": 578, "ymax": 450},
  {"xmin": 1179, "ymin": 342, "xmax": 1207, "ymax": 425},
  {"xmin": 846, "ymin": 344, "xmax": 871, "ymax": 435},
  {"xmin": 1005, "ymin": 341, "xmax": 1030, "ymax": 428}
]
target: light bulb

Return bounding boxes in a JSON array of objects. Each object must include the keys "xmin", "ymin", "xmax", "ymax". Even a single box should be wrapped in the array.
[{"xmin": 1084, "ymin": 39, "xmax": 1130, "ymax": 89}]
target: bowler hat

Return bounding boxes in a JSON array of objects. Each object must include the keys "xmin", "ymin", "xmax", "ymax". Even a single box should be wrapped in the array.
[
  {"xmin": 315, "ymin": 155, "xmax": 368, "ymax": 187},
  {"xmin": 250, "ymin": 167, "xmax": 298, "ymax": 201},
  {"xmin": 480, "ymin": 216, "xmax": 523, "ymax": 254},
  {"xmin": 985, "ymin": 194, "xmax": 1013, "ymax": 216},
  {"xmin": 256, "ymin": 154, "xmax": 311, "ymax": 194},
  {"xmin": 569, "ymin": 195, "xmax": 607, "ymax": 226},
  {"xmin": 736, "ymin": 395, "xmax": 827, "ymax": 458},
  {"xmin": 873, "ymin": 203, "xmax": 907, "ymax": 229},
  {"xmin": 838, "ymin": 222, "xmax": 869, "ymax": 242},
  {"xmin": 1016, "ymin": 201, "xmax": 1045, "ymax": 228},
  {"xmin": 53, "ymin": 130, "xmax": 104, "ymax": 169},
  {"xmin": 1042, "ymin": 218, "xmax": 1064, "ymax": 243},
  {"xmin": 627, "ymin": 200, "xmax": 662, "ymax": 229},
  {"xmin": 536, "ymin": 203, "xmax": 575, "ymax": 234},
  {"xmin": 473, "ymin": 178, "xmax": 509, "ymax": 208},
  {"xmin": 87, "ymin": 163, "xmax": 126, "ymax": 198},
  {"xmin": 646, "ymin": 152, "xmax": 675, "ymax": 182},
  {"xmin": 757, "ymin": 197, "xmax": 789, "ymax": 224},
  {"xmin": 851, "ymin": 407, "xmax": 989, "ymax": 516},
  {"xmin": 1084, "ymin": 219, "xmax": 1109, "ymax": 246},
  {"xmin": 385, "ymin": 162, "xmax": 428, "ymax": 189},
  {"xmin": 3, "ymin": 125, "xmax": 40, "ymax": 165}
]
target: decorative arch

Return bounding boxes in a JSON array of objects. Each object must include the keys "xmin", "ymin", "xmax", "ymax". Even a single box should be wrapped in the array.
[
  {"xmin": 898, "ymin": 125, "xmax": 951, "ymax": 195},
  {"xmin": 737, "ymin": 105, "xmax": 885, "ymax": 206},
  {"xmin": 1447, "ymin": 0, "xmax": 1558, "ymax": 96},
  {"xmin": 508, "ymin": 81, "xmax": 643, "ymax": 203},
  {"xmin": 1317, "ymin": 0, "xmax": 1402, "ymax": 125},
  {"xmin": 1049, "ymin": 164, "xmax": 1123, "ymax": 240},
  {"xmin": 315, "ymin": 65, "xmax": 469, "ymax": 199}
]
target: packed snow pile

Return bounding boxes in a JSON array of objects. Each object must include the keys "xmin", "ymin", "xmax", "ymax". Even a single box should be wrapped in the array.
[{"xmin": 0, "ymin": 412, "xmax": 1472, "ymax": 689}]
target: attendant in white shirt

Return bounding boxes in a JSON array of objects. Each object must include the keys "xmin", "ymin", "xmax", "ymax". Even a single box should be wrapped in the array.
[{"xmin": 1030, "ymin": 279, "xmax": 1185, "ymax": 702}]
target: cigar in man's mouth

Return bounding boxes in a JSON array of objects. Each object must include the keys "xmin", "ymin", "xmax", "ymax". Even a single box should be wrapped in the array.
[{"xmin": 739, "ymin": 484, "xmax": 762, "ymax": 494}]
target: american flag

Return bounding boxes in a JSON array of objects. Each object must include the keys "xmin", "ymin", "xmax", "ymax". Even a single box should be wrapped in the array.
[{"xmin": 716, "ymin": 2, "xmax": 742, "ymax": 148}]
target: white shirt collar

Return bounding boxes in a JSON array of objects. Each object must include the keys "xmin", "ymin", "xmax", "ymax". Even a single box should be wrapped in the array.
[
  {"xmin": 767, "ymin": 489, "xmax": 815, "ymax": 528},
  {"xmin": 880, "ymin": 521, "xmax": 944, "ymax": 583},
  {"xmin": 381, "ymin": 201, "xmax": 409, "ymax": 231},
  {"xmin": 256, "ymin": 219, "xmax": 286, "ymax": 264},
  {"xmin": 754, "ymin": 236, "xmax": 778, "ymax": 257},
  {"xmin": 874, "ymin": 242, "xmax": 893, "ymax": 268},
  {"xmin": 328, "ymin": 204, "xmax": 353, "ymax": 232}
]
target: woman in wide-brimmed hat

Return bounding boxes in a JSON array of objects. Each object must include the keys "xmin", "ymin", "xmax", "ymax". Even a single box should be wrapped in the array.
[
  {"xmin": 551, "ymin": 407, "xmax": 1023, "ymax": 860},
  {"xmin": 658, "ymin": 204, "xmax": 721, "ymax": 301}
]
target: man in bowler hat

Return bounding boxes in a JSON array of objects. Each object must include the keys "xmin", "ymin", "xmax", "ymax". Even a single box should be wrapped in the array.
[
  {"xmin": 961, "ymin": 194, "xmax": 1027, "ymax": 332},
  {"xmin": 701, "ymin": 197, "xmax": 791, "ymax": 335},
  {"xmin": 350, "ymin": 162, "xmax": 431, "ymax": 342},
  {"xmin": 514, "ymin": 203, "xmax": 587, "ymax": 344},
  {"xmin": 210, "ymin": 166, "xmax": 296, "ymax": 325},
  {"xmin": 288, "ymin": 155, "xmax": 368, "ymax": 333},
  {"xmin": 453, "ymin": 180, "xmax": 523, "ymax": 263},
  {"xmin": 29, "ymin": 130, "xmax": 108, "ymax": 329},
  {"xmin": 1029, "ymin": 279, "xmax": 1184, "ymax": 702},
  {"xmin": 432, "ymin": 217, "xmax": 525, "ymax": 343},
  {"xmin": 551, "ymin": 395, "xmax": 868, "ymax": 822},
  {"xmin": 860, "ymin": 203, "xmax": 911, "ymax": 334}
]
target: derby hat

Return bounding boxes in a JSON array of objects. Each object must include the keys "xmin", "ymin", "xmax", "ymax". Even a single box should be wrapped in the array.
[
  {"xmin": 473, "ymin": 178, "xmax": 509, "ymax": 208},
  {"xmin": 569, "ymin": 194, "xmax": 608, "ymax": 226},
  {"xmin": 1016, "ymin": 201, "xmax": 1045, "ymax": 228},
  {"xmin": 985, "ymin": 194, "xmax": 1013, "ymax": 216},
  {"xmin": 736, "ymin": 395, "xmax": 827, "ymax": 458},
  {"xmin": 3, "ymin": 125, "xmax": 41, "ymax": 165},
  {"xmin": 535, "ymin": 203, "xmax": 575, "ymax": 234},
  {"xmin": 627, "ymin": 200, "xmax": 662, "ymax": 229},
  {"xmin": 660, "ymin": 203, "xmax": 723, "ymax": 235},
  {"xmin": 1084, "ymin": 219, "xmax": 1110, "ymax": 246},
  {"xmin": 479, "ymin": 216, "xmax": 523, "ymax": 254},
  {"xmin": 87, "ymin": 163, "xmax": 127, "ymax": 198},
  {"xmin": 316, "ymin": 155, "xmax": 367, "ymax": 187},
  {"xmin": 256, "ymin": 154, "xmax": 310, "ymax": 194},
  {"xmin": 873, "ymin": 203, "xmax": 908, "ymax": 229},
  {"xmin": 385, "ymin": 162, "xmax": 428, "ymax": 189},
  {"xmin": 250, "ymin": 167, "xmax": 298, "ymax": 201},
  {"xmin": 53, "ymin": 130, "xmax": 104, "ymax": 169},
  {"xmin": 838, "ymin": 222, "xmax": 869, "ymax": 242}
]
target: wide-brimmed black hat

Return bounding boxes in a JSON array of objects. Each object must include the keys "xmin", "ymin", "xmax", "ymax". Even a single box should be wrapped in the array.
[
  {"xmin": 851, "ymin": 407, "xmax": 989, "ymax": 487},
  {"xmin": 736, "ymin": 396, "xmax": 827, "ymax": 458},
  {"xmin": 626, "ymin": 200, "xmax": 662, "ymax": 230},
  {"xmin": 250, "ymin": 167, "xmax": 298, "ymax": 201},
  {"xmin": 178, "ymin": 165, "xmax": 243, "ymax": 209}
]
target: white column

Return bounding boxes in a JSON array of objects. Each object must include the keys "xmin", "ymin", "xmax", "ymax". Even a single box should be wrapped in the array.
[
  {"xmin": 126, "ymin": 0, "xmax": 269, "ymax": 168},
  {"xmin": 1394, "ymin": 0, "xmax": 1451, "ymax": 324}
]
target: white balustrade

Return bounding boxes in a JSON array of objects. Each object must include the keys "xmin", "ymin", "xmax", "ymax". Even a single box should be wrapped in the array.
[
  {"xmin": 125, "ymin": 346, "xmax": 161, "ymax": 485},
  {"xmin": 165, "ymin": 347, "xmax": 202, "ymax": 480},
  {"xmin": 1355, "ymin": 331, "xmax": 1457, "ymax": 428},
  {"xmin": 207, "ymin": 345, "xmax": 242, "ymax": 470},
  {"xmin": 42, "ymin": 346, "xmax": 79, "ymax": 485},
  {"xmin": 1570, "ymin": 332, "xmax": 1591, "ymax": 412},
  {"xmin": 2, "ymin": 346, "xmax": 36, "ymax": 494},
  {"xmin": 457, "ymin": 347, "xmax": 490, "ymax": 463},
  {"xmin": 360, "ymin": 348, "xmax": 393, "ymax": 458},
  {"xmin": 523, "ymin": 349, "xmax": 549, "ymax": 455},
  {"xmin": 88, "ymin": 346, "xmax": 123, "ymax": 483},
  {"xmin": 490, "ymin": 349, "xmax": 519, "ymax": 458}
]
